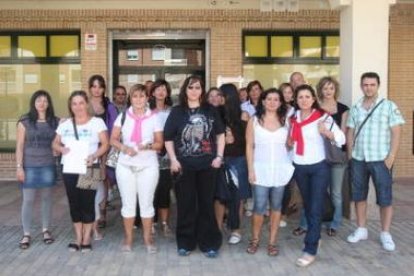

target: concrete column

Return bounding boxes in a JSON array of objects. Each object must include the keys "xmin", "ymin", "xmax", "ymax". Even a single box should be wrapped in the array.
[
  {"xmin": 330, "ymin": 0, "xmax": 395, "ymax": 105},
  {"xmin": 330, "ymin": 0, "xmax": 395, "ymax": 220}
]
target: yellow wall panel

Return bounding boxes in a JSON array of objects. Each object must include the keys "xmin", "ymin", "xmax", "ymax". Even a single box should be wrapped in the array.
[
  {"xmin": 271, "ymin": 36, "xmax": 293, "ymax": 58},
  {"xmin": 50, "ymin": 35, "xmax": 79, "ymax": 57},
  {"xmin": 299, "ymin": 36, "xmax": 321, "ymax": 58},
  {"xmin": 0, "ymin": 36, "xmax": 11, "ymax": 57}
]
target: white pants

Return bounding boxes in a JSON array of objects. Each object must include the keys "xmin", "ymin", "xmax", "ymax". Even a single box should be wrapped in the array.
[{"xmin": 116, "ymin": 163, "xmax": 159, "ymax": 218}]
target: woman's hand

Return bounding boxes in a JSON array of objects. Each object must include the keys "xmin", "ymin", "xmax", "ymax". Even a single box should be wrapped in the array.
[
  {"xmin": 248, "ymin": 170, "xmax": 256, "ymax": 184},
  {"xmin": 16, "ymin": 168, "xmax": 25, "ymax": 183},
  {"xmin": 318, "ymin": 121, "xmax": 334, "ymax": 140},
  {"xmin": 211, "ymin": 156, "xmax": 223, "ymax": 168},
  {"xmin": 170, "ymin": 159, "xmax": 182, "ymax": 173},
  {"xmin": 122, "ymin": 146, "xmax": 138, "ymax": 157},
  {"xmin": 86, "ymin": 154, "xmax": 96, "ymax": 167}
]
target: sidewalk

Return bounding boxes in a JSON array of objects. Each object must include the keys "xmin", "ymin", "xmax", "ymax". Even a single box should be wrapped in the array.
[{"xmin": 0, "ymin": 179, "xmax": 413, "ymax": 276}]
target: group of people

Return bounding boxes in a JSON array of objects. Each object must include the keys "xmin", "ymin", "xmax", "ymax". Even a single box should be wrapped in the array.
[{"xmin": 15, "ymin": 70, "xmax": 404, "ymax": 267}]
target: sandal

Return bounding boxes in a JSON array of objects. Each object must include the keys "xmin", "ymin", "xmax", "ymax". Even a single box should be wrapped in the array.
[
  {"xmin": 246, "ymin": 239, "xmax": 259, "ymax": 254},
  {"xmin": 19, "ymin": 235, "xmax": 31, "ymax": 250},
  {"xmin": 68, "ymin": 243, "xmax": 80, "ymax": 252},
  {"xmin": 43, "ymin": 230, "xmax": 55, "ymax": 244},
  {"xmin": 292, "ymin": 227, "xmax": 307, "ymax": 236},
  {"xmin": 267, "ymin": 244, "xmax": 279, "ymax": 256},
  {"xmin": 327, "ymin": 228, "xmax": 337, "ymax": 237},
  {"xmin": 80, "ymin": 244, "xmax": 92, "ymax": 253}
]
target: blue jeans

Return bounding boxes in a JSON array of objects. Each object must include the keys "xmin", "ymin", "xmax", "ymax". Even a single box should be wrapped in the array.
[
  {"xmin": 225, "ymin": 156, "xmax": 251, "ymax": 200},
  {"xmin": 329, "ymin": 163, "xmax": 347, "ymax": 229},
  {"xmin": 294, "ymin": 161, "xmax": 330, "ymax": 256}
]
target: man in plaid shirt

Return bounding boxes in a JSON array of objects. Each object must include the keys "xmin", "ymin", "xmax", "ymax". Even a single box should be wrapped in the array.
[{"xmin": 346, "ymin": 72, "xmax": 405, "ymax": 251}]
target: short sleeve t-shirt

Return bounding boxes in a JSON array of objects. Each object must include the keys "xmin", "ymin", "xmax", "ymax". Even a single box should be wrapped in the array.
[
  {"xmin": 114, "ymin": 107, "xmax": 163, "ymax": 168},
  {"xmin": 56, "ymin": 117, "xmax": 107, "ymax": 164},
  {"xmin": 164, "ymin": 105, "xmax": 225, "ymax": 170}
]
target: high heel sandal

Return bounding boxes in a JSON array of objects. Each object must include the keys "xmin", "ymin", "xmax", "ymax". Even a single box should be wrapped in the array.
[{"xmin": 246, "ymin": 238, "xmax": 259, "ymax": 254}]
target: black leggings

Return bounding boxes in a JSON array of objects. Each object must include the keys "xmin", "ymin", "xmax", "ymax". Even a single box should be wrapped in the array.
[{"xmin": 63, "ymin": 173, "xmax": 96, "ymax": 223}]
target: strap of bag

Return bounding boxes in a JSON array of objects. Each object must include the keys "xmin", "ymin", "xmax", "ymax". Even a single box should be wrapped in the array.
[
  {"xmin": 121, "ymin": 110, "xmax": 126, "ymax": 126},
  {"xmin": 353, "ymin": 99, "xmax": 384, "ymax": 146},
  {"xmin": 72, "ymin": 118, "xmax": 79, "ymax": 140}
]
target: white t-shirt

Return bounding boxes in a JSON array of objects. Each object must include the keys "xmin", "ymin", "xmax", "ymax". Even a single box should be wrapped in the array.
[
  {"xmin": 114, "ymin": 107, "xmax": 163, "ymax": 168},
  {"xmin": 56, "ymin": 117, "xmax": 107, "ymax": 164}
]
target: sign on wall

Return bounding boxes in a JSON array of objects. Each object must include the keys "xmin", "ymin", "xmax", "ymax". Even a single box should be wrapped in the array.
[{"xmin": 85, "ymin": 34, "xmax": 97, "ymax": 51}]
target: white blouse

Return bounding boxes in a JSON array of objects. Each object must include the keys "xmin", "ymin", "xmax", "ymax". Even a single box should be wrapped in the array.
[
  {"xmin": 252, "ymin": 117, "xmax": 294, "ymax": 187},
  {"xmin": 291, "ymin": 110, "xmax": 346, "ymax": 165}
]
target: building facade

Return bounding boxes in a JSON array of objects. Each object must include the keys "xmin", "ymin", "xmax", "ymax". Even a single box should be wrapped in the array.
[{"xmin": 0, "ymin": 0, "xmax": 413, "ymax": 179}]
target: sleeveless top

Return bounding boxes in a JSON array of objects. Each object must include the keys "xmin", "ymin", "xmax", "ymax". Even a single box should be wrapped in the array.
[
  {"xmin": 21, "ymin": 118, "xmax": 58, "ymax": 167},
  {"xmin": 252, "ymin": 117, "xmax": 294, "ymax": 187}
]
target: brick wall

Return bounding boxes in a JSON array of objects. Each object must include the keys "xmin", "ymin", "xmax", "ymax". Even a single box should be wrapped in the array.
[
  {"xmin": 0, "ymin": 5, "xmax": 412, "ymax": 179},
  {"xmin": 389, "ymin": 4, "xmax": 414, "ymax": 177}
]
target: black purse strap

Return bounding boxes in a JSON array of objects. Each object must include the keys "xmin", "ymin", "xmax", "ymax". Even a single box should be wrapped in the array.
[
  {"xmin": 353, "ymin": 99, "xmax": 384, "ymax": 146},
  {"xmin": 72, "ymin": 118, "xmax": 79, "ymax": 140}
]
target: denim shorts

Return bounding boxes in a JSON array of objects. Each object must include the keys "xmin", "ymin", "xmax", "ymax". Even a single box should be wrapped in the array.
[
  {"xmin": 351, "ymin": 159, "xmax": 393, "ymax": 207},
  {"xmin": 253, "ymin": 184, "xmax": 285, "ymax": 215},
  {"xmin": 23, "ymin": 165, "xmax": 56, "ymax": 189}
]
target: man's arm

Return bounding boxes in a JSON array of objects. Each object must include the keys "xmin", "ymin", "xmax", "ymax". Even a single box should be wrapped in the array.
[{"xmin": 384, "ymin": 125, "xmax": 402, "ymax": 169}]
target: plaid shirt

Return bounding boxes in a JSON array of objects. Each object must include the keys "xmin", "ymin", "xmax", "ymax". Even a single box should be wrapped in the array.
[{"xmin": 347, "ymin": 97, "xmax": 405, "ymax": 162}]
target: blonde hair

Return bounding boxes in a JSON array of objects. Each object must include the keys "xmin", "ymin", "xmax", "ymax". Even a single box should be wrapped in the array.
[{"xmin": 316, "ymin": 76, "xmax": 340, "ymax": 101}]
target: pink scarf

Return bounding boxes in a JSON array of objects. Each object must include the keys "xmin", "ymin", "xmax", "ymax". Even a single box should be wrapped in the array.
[{"xmin": 127, "ymin": 109, "xmax": 154, "ymax": 144}]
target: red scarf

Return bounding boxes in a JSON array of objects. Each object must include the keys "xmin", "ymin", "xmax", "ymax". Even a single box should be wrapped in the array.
[{"xmin": 290, "ymin": 110, "xmax": 324, "ymax": 155}]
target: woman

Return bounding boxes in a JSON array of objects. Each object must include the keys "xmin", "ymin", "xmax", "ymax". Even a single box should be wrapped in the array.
[
  {"xmin": 238, "ymin": 87, "xmax": 248, "ymax": 103},
  {"xmin": 288, "ymin": 84, "xmax": 345, "ymax": 266},
  {"xmin": 53, "ymin": 90, "xmax": 109, "ymax": 252},
  {"xmin": 88, "ymin": 74, "xmax": 117, "ymax": 237},
  {"xmin": 241, "ymin": 80, "xmax": 263, "ymax": 119},
  {"xmin": 278, "ymin": 82, "xmax": 296, "ymax": 228},
  {"xmin": 16, "ymin": 90, "xmax": 59, "ymax": 249},
  {"xmin": 110, "ymin": 84, "xmax": 163, "ymax": 253},
  {"xmin": 214, "ymin": 83, "xmax": 250, "ymax": 245},
  {"xmin": 206, "ymin": 87, "xmax": 224, "ymax": 107},
  {"xmin": 245, "ymin": 88, "xmax": 294, "ymax": 256},
  {"xmin": 164, "ymin": 75, "xmax": 225, "ymax": 258},
  {"xmin": 149, "ymin": 79, "xmax": 173, "ymax": 237},
  {"xmin": 317, "ymin": 76, "xmax": 349, "ymax": 236}
]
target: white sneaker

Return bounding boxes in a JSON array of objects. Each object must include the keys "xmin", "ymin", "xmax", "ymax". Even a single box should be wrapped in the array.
[
  {"xmin": 279, "ymin": 220, "xmax": 287, "ymax": 228},
  {"xmin": 347, "ymin": 227, "xmax": 368, "ymax": 243},
  {"xmin": 380, "ymin": 232, "xmax": 395, "ymax": 252},
  {"xmin": 228, "ymin": 233, "xmax": 242, "ymax": 244}
]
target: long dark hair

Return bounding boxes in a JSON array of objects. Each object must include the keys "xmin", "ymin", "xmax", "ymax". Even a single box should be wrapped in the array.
[
  {"xmin": 67, "ymin": 90, "xmax": 89, "ymax": 118},
  {"xmin": 294, "ymin": 84, "xmax": 324, "ymax": 113},
  {"xmin": 255, "ymin": 88, "xmax": 287, "ymax": 126},
  {"xmin": 88, "ymin": 74, "xmax": 110, "ymax": 112},
  {"xmin": 149, "ymin": 79, "xmax": 173, "ymax": 110},
  {"xmin": 20, "ymin": 90, "xmax": 57, "ymax": 129},
  {"xmin": 178, "ymin": 75, "xmax": 205, "ymax": 108},
  {"xmin": 220, "ymin": 83, "xmax": 243, "ymax": 131}
]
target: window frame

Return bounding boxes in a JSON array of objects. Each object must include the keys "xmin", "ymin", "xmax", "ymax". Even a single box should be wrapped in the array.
[
  {"xmin": 0, "ymin": 30, "xmax": 81, "ymax": 64},
  {"xmin": 242, "ymin": 30, "xmax": 339, "ymax": 65}
]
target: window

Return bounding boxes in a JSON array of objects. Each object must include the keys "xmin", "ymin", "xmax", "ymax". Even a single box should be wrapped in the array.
[
  {"xmin": 0, "ymin": 36, "xmax": 11, "ymax": 57},
  {"xmin": 0, "ymin": 31, "xmax": 81, "ymax": 150},
  {"xmin": 242, "ymin": 31, "xmax": 339, "ymax": 88}
]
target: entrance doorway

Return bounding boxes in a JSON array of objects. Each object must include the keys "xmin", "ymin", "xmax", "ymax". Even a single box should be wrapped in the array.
[{"xmin": 112, "ymin": 30, "xmax": 207, "ymax": 100}]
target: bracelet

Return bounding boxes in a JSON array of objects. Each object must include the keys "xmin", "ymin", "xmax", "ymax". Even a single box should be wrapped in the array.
[
  {"xmin": 216, "ymin": 155, "xmax": 223, "ymax": 160},
  {"xmin": 16, "ymin": 163, "xmax": 22, "ymax": 168}
]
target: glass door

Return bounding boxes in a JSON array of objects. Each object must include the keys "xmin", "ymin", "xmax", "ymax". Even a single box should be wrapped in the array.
[{"xmin": 113, "ymin": 39, "xmax": 205, "ymax": 101}]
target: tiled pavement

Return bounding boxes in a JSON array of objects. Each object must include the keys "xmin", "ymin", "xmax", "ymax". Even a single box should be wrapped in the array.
[{"xmin": 0, "ymin": 179, "xmax": 413, "ymax": 276}]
